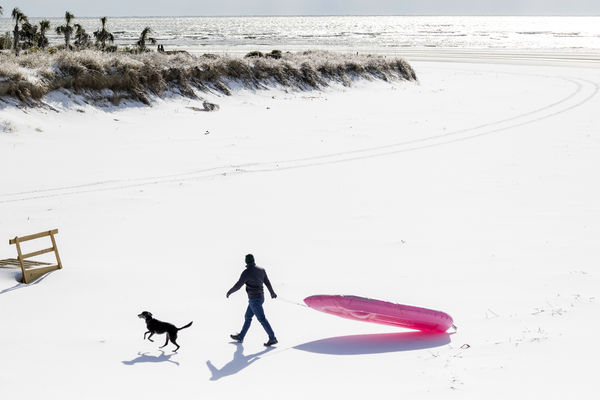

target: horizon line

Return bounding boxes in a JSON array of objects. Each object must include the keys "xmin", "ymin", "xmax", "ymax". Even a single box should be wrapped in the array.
[{"xmin": 1, "ymin": 14, "xmax": 599, "ymax": 19}]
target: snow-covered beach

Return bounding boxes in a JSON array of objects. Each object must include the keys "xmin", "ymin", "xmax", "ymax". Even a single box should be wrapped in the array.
[{"xmin": 1, "ymin": 45, "xmax": 599, "ymax": 399}]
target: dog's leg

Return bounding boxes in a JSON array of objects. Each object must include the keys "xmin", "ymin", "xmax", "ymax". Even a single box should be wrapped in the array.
[
  {"xmin": 144, "ymin": 331, "xmax": 151, "ymax": 340},
  {"xmin": 147, "ymin": 332, "xmax": 154, "ymax": 342},
  {"xmin": 159, "ymin": 334, "xmax": 169, "ymax": 349},
  {"xmin": 171, "ymin": 337, "xmax": 180, "ymax": 352}
]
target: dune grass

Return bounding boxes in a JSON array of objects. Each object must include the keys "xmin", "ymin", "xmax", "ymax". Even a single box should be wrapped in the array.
[{"xmin": 0, "ymin": 50, "xmax": 417, "ymax": 105}]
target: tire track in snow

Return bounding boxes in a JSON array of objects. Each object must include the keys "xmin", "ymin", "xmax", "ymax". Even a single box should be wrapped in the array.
[
  {"xmin": 0, "ymin": 74, "xmax": 597, "ymax": 204},
  {"xmin": 246, "ymin": 76, "xmax": 598, "ymax": 173}
]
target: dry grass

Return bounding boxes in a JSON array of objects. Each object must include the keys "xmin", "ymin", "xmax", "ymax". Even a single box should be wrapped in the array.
[{"xmin": 0, "ymin": 50, "xmax": 417, "ymax": 105}]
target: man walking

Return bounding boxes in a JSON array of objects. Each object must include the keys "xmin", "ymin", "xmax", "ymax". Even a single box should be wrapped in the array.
[{"xmin": 227, "ymin": 254, "xmax": 278, "ymax": 346}]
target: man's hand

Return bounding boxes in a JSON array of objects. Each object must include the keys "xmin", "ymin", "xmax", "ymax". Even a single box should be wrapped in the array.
[
  {"xmin": 271, "ymin": 293, "xmax": 277, "ymax": 299},
  {"xmin": 226, "ymin": 291, "xmax": 230, "ymax": 298}
]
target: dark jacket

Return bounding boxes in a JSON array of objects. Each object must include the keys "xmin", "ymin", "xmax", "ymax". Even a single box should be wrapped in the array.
[{"xmin": 227, "ymin": 263, "xmax": 277, "ymax": 299}]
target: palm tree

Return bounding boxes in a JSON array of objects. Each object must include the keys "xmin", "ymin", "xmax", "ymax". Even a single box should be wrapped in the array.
[
  {"xmin": 11, "ymin": 8, "xmax": 28, "ymax": 55},
  {"xmin": 55, "ymin": 11, "xmax": 75, "ymax": 50},
  {"xmin": 38, "ymin": 20, "xmax": 51, "ymax": 49},
  {"xmin": 1, "ymin": 7, "xmax": 13, "ymax": 50},
  {"xmin": 93, "ymin": 17, "xmax": 114, "ymax": 51},
  {"xmin": 20, "ymin": 20, "xmax": 38, "ymax": 49},
  {"xmin": 73, "ymin": 24, "xmax": 90, "ymax": 48},
  {"xmin": 136, "ymin": 27, "xmax": 156, "ymax": 52}
]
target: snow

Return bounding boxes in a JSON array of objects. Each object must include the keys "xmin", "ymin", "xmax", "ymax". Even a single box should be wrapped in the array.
[{"xmin": 1, "ymin": 50, "xmax": 599, "ymax": 399}]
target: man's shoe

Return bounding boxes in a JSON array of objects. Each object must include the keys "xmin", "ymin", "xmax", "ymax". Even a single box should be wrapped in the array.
[
  {"xmin": 230, "ymin": 334, "xmax": 243, "ymax": 343},
  {"xmin": 264, "ymin": 338, "xmax": 278, "ymax": 347}
]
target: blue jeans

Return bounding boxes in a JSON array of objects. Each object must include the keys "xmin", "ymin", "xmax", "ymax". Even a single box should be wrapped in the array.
[{"xmin": 239, "ymin": 297, "xmax": 276, "ymax": 341}]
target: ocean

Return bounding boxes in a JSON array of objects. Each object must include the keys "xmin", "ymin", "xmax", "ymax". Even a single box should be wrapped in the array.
[{"xmin": 1, "ymin": 16, "xmax": 600, "ymax": 55}]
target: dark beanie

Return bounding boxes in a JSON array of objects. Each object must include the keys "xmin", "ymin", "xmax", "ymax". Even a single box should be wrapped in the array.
[{"xmin": 245, "ymin": 254, "xmax": 255, "ymax": 264}]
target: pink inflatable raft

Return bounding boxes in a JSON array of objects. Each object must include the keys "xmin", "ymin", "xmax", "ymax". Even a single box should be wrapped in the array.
[{"xmin": 304, "ymin": 295, "xmax": 454, "ymax": 332}]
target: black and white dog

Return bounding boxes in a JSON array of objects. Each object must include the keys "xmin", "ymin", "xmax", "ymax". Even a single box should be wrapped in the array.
[{"xmin": 138, "ymin": 311, "xmax": 193, "ymax": 352}]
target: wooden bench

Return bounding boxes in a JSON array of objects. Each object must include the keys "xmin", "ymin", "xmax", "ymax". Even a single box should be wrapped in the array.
[{"xmin": 1, "ymin": 229, "xmax": 63, "ymax": 283}]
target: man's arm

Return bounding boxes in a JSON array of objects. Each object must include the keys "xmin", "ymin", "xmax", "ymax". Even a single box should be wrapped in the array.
[
  {"xmin": 227, "ymin": 271, "xmax": 247, "ymax": 298},
  {"xmin": 264, "ymin": 272, "xmax": 277, "ymax": 299}
]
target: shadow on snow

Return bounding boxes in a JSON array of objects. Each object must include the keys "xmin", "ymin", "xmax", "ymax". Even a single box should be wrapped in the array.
[
  {"xmin": 0, "ymin": 268, "xmax": 55, "ymax": 295},
  {"xmin": 122, "ymin": 350, "xmax": 179, "ymax": 366},
  {"xmin": 206, "ymin": 342, "xmax": 274, "ymax": 381},
  {"xmin": 294, "ymin": 331, "xmax": 451, "ymax": 355},
  {"xmin": 206, "ymin": 331, "xmax": 450, "ymax": 380}
]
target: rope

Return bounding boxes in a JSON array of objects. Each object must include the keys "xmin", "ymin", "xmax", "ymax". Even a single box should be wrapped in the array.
[{"xmin": 276, "ymin": 296, "xmax": 308, "ymax": 308}]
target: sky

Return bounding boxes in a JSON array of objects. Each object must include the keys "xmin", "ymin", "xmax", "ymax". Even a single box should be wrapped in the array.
[{"xmin": 0, "ymin": 0, "xmax": 599, "ymax": 17}]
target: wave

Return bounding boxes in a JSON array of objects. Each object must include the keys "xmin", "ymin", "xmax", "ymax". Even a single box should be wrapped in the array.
[
  {"xmin": 516, "ymin": 31, "xmax": 553, "ymax": 35},
  {"xmin": 0, "ymin": 50, "xmax": 416, "ymax": 106}
]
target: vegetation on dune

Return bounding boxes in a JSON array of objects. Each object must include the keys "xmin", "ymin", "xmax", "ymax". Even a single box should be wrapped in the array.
[
  {"xmin": 55, "ymin": 11, "xmax": 75, "ymax": 50},
  {"xmin": 73, "ymin": 24, "xmax": 91, "ymax": 48},
  {"xmin": 12, "ymin": 18, "xmax": 51, "ymax": 51},
  {"xmin": 38, "ymin": 20, "xmax": 51, "ymax": 49},
  {"xmin": 93, "ymin": 17, "xmax": 115, "ymax": 51},
  {"xmin": 0, "ymin": 7, "xmax": 5, "ymax": 49},
  {"xmin": 11, "ymin": 7, "xmax": 28, "ymax": 55},
  {"xmin": 0, "ymin": 32, "xmax": 11, "ymax": 50},
  {"xmin": 1, "ymin": 7, "xmax": 46, "ymax": 51},
  {"xmin": 0, "ymin": 50, "xmax": 417, "ymax": 105},
  {"xmin": 136, "ymin": 27, "xmax": 157, "ymax": 52},
  {"xmin": 244, "ymin": 50, "xmax": 284, "ymax": 59},
  {"xmin": 20, "ymin": 20, "xmax": 37, "ymax": 49}
]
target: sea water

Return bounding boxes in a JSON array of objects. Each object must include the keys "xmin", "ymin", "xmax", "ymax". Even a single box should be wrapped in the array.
[{"xmin": 1, "ymin": 16, "xmax": 599, "ymax": 54}]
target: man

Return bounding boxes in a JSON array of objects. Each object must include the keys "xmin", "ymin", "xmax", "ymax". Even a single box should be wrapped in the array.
[{"xmin": 227, "ymin": 254, "xmax": 278, "ymax": 346}]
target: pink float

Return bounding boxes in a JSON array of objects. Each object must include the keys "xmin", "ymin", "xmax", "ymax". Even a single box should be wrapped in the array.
[{"xmin": 304, "ymin": 295, "xmax": 454, "ymax": 332}]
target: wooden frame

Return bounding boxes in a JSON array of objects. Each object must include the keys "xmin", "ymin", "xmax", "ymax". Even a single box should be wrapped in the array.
[{"xmin": 8, "ymin": 229, "xmax": 62, "ymax": 283}]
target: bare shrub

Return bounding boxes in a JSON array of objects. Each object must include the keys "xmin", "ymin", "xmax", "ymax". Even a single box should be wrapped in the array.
[
  {"xmin": 1, "ymin": 120, "xmax": 16, "ymax": 133},
  {"xmin": 202, "ymin": 101, "xmax": 219, "ymax": 111},
  {"xmin": 265, "ymin": 50, "xmax": 282, "ymax": 59},
  {"xmin": 245, "ymin": 51, "xmax": 264, "ymax": 58}
]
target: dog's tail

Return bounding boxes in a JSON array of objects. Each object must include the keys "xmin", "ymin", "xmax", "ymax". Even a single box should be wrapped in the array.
[{"xmin": 178, "ymin": 321, "xmax": 193, "ymax": 331}]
